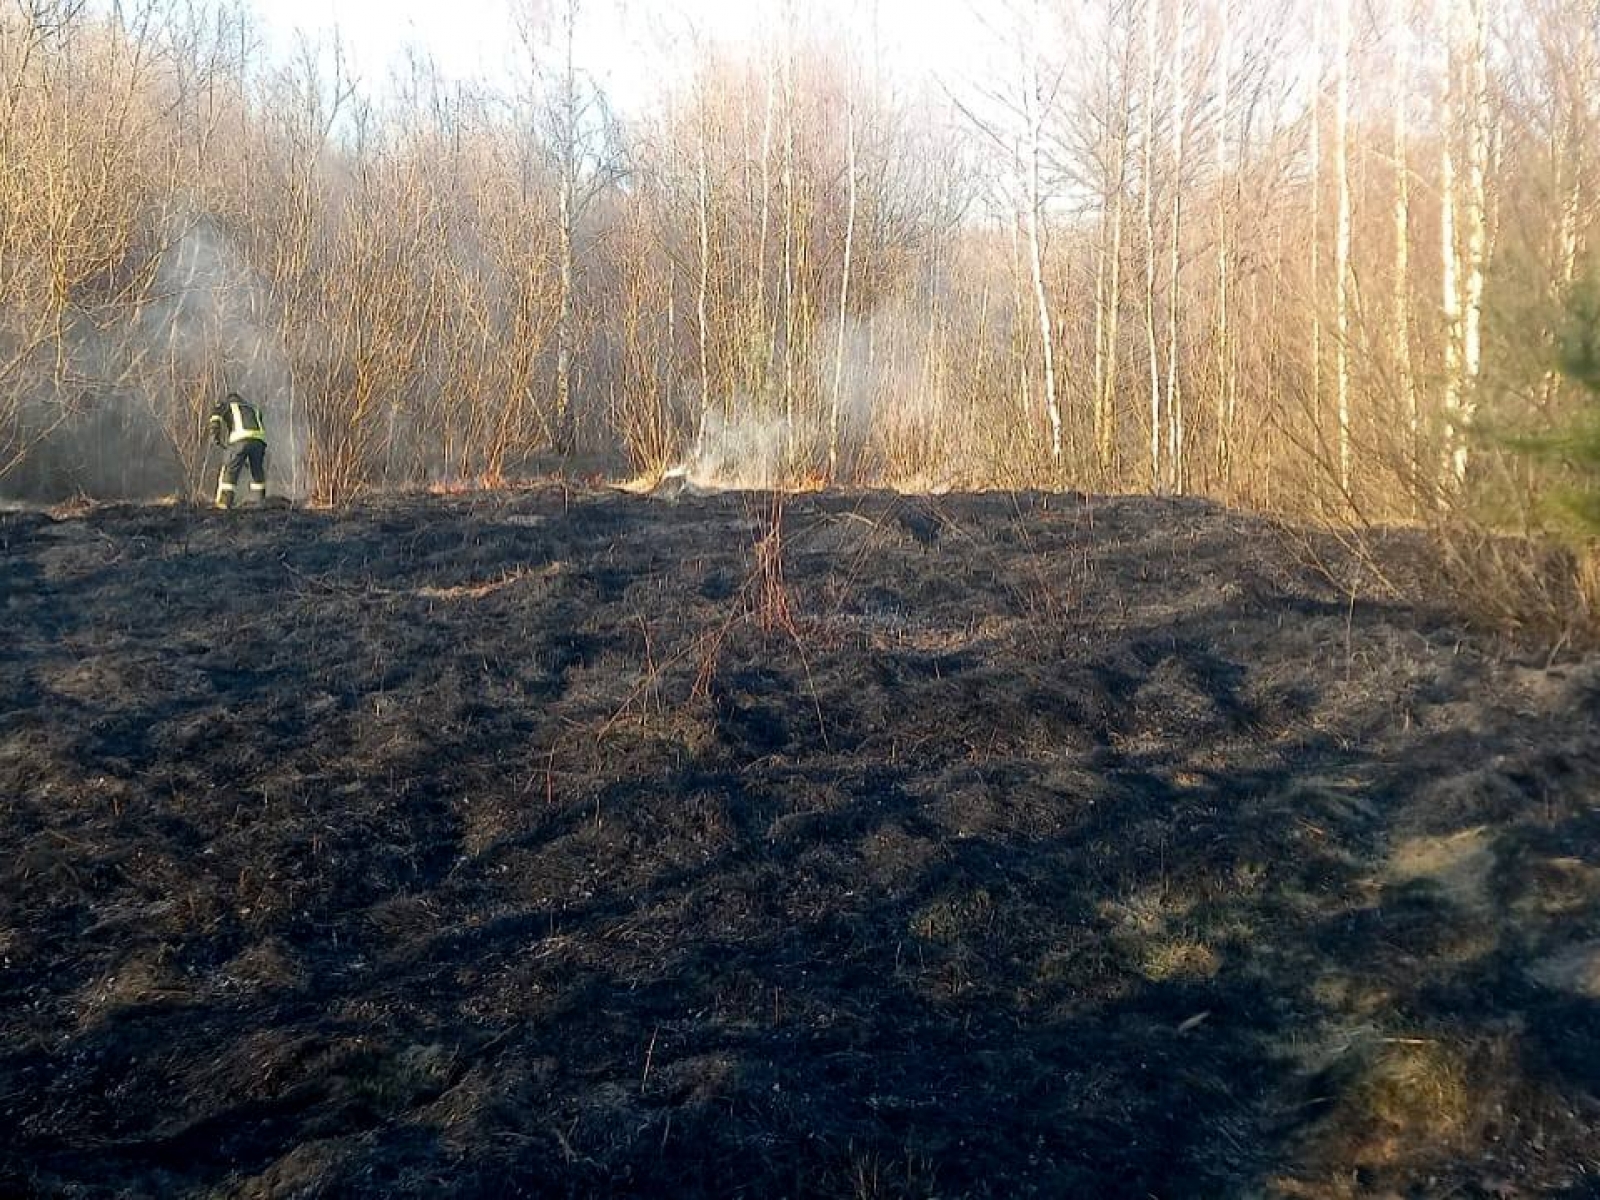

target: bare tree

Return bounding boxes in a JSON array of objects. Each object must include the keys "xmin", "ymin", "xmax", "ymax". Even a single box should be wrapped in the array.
[
  {"xmin": 1164, "ymin": 0, "xmax": 1188, "ymax": 492},
  {"xmin": 829, "ymin": 50, "xmax": 858, "ymax": 480},
  {"xmin": 1024, "ymin": 0, "xmax": 1062, "ymax": 465},
  {"xmin": 1213, "ymin": 0, "xmax": 1235, "ymax": 486},
  {"xmin": 1143, "ymin": 0, "xmax": 1164, "ymax": 487},
  {"xmin": 1309, "ymin": 0, "xmax": 1324, "ymax": 480},
  {"xmin": 1452, "ymin": 0, "xmax": 1492, "ymax": 485},
  {"xmin": 515, "ymin": 0, "xmax": 626, "ymax": 457},
  {"xmin": 1334, "ymin": 0, "xmax": 1352, "ymax": 497},
  {"xmin": 1393, "ymin": 0, "xmax": 1418, "ymax": 480},
  {"xmin": 0, "ymin": 0, "xmax": 1594, "ymax": 582},
  {"xmin": 1089, "ymin": 2, "xmax": 1135, "ymax": 480}
]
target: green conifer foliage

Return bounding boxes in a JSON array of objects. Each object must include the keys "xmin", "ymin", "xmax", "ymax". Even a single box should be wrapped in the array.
[{"xmin": 1511, "ymin": 281, "xmax": 1600, "ymax": 531}]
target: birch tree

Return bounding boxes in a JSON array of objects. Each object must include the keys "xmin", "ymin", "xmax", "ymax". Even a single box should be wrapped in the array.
[
  {"xmin": 1091, "ymin": 1, "xmax": 1134, "ymax": 478},
  {"xmin": 1143, "ymin": 0, "xmax": 1164, "ymax": 486},
  {"xmin": 550, "ymin": 0, "xmax": 580, "ymax": 455},
  {"xmin": 780, "ymin": 2, "xmax": 798, "ymax": 453},
  {"xmin": 6, "ymin": 0, "xmax": 1600, "ymax": 525},
  {"xmin": 518, "ymin": 0, "xmax": 625, "ymax": 458},
  {"xmin": 1334, "ymin": 0, "xmax": 1353, "ymax": 496},
  {"xmin": 1393, "ymin": 0, "xmax": 1418, "ymax": 474},
  {"xmin": 696, "ymin": 85, "xmax": 713, "ymax": 449},
  {"xmin": 1023, "ymin": 0, "xmax": 1062, "ymax": 465},
  {"xmin": 1309, "ymin": 0, "xmax": 1324, "ymax": 464},
  {"xmin": 1438, "ymin": 0, "xmax": 1492, "ymax": 488},
  {"xmin": 1453, "ymin": 0, "xmax": 1492, "ymax": 485},
  {"xmin": 1439, "ymin": 0, "xmax": 1463, "ymax": 497},
  {"xmin": 1164, "ymin": 0, "xmax": 1187, "ymax": 492},
  {"xmin": 755, "ymin": 33, "xmax": 777, "ymax": 397},
  {"xmin": 829, "ymin": 55, "xmax": 858, "ymax": 480},
  {"xmin": 1213, "ymin": 0, "xmax": 1235, "ymax": 485}
]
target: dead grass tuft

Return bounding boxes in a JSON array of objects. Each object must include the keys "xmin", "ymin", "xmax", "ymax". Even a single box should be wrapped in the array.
[
  {"xmin": 1434, "ymin": 528, "xmax": 1600, "ymax": 655},
  {"xmin": 751, "ymin": 497, "xmax": 798, "ymax": 637},
  {"xmin": 414, "ymin": 567, "xmax": 544, "ymax": 602},
  {"xmin": 1286, "ymin": 1034, "xmax": 1523, "ymax": 1187},
  {"xmin": 1138, "ymin": 938, "xmax": 1223, "ymax": 983},
  {"xmin": 1354, "ymin": 1040, "xmax": 1475, "ymax": 1150}
]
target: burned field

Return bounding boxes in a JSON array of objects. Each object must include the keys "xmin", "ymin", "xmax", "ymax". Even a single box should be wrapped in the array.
[{"xmin": 2, "ymin": 487, "xmax": 1599, "ymax": 1198}]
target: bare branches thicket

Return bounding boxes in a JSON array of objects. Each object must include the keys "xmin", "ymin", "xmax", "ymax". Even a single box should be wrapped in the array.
[{"xmin": 0, "ymin": 0, "xmax": 1598, "ymax": 634}]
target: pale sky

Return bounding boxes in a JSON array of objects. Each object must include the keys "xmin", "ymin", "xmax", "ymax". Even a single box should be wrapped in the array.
[{"xmin": 250, "ymin": 0, "xmax": 994, "ymax": 111}]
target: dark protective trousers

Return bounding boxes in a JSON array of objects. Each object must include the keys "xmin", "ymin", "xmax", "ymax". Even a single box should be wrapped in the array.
[{"xmin": 217, "ymin": 441, "xmax": 267, "ymax": 508}]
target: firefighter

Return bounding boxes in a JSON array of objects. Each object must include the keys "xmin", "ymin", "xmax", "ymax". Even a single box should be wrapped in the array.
[{"xmin": 209, "ymin": 392, "xmax": 269, "ymax": 509}]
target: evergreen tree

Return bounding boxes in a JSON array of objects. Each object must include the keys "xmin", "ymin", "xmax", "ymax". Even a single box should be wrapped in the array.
[
  {"xmin": 1556, "ymin": 281, "xmax": 1600, "ymax": 529},
  {"xmin": 1511, "ymin": 280, "xmax": 1600, "ymax": 531},
  {"xmin": 1558, "ymin": 280, "xmax": 1600, "ymax": 394}
]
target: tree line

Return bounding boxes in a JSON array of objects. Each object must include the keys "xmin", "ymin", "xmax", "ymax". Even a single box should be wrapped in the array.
[{"xmin": 1, "ymin": 0, "xmax": 1596, "ymax": 548}]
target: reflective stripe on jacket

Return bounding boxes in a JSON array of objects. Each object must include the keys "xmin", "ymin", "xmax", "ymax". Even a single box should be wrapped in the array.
[{"xmin": 226, "ymin": 401, "xmax": 267, "ymax": 444}]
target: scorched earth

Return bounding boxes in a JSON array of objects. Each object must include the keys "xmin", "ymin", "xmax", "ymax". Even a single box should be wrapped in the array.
[{"xmin": 1, "ymin": 485, "xmax": 1598, "ymax": 1198}]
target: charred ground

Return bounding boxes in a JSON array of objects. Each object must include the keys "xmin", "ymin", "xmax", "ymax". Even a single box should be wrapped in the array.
[{"xmin": 1, "ymin": 487, "xmax": 1598, "ymax": 1198}]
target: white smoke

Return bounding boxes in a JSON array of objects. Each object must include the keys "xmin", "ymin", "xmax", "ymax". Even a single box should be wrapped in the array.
[
  {"xmin": 0, "ymin": 216, "xmax": 311, "ymax": 503},
  {"xmin": 814, "ymin": 307, "xmax": 963, "ymax": 486},
  {"xmin": 138, "ymin": 218, "xmax": 309, "ymax": 499},
  {"xmin": 675, "ymin": 408, "xmax": 803, "ymax": 490}
]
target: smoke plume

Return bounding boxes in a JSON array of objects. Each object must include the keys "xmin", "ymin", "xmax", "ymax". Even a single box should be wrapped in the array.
[{"xmin": 0, "ymin": 218, "xmax": 307, "ymax": 504}]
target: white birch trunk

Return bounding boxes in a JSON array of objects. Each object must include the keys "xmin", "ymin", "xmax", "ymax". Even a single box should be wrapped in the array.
[
  {"xmin": 830, "ymin": 80, "xmax": 857, "ymax": 480},
  {"xmin": 1093, "ymin": 27, "xmax": 1131, "ymax": 478},
  {"xmin": 1334, "ymin": 0, "xmax": 1352, "ymax": 496},
  {"xmin": 1214, "ymin": 0, "xmax": 1233, "ymax": 484},
  {"xmin": 1104, "ymin": 170, "xmax": 1127, "ymax": 476},
  {"xmin": 1393, "ymin": 0, "xmax": 1417, "ymax": 473},
  {"xmin": 1438, "ymin": 0, "xmax": 1464, "ymax": 485},
  {"xmin": 1164, "ymin": 0, "xmax": 1186, "ymax": 492},
  {"xmin": 1025, "ymin": 1, "xmax": 1062, "ymax": 465},
  {"xmin": 1452, "ymin": 0, "xmax": 1490, "ymax": 485},
  {"xmin": 1310, "ymin": 0, "xmax": 1323, "ymax": 462},
  {"xmin": 1438, "ymin": 0, "xmax": 1464, "ymax": 489},
  {"xmin": 552, "ymin": 0, "xmax": 579, "ymax": 455},
  {"xmin": 696, "ymin": 110, "xmax": 713, "ymax": 450},
  {"xmin": 1093, "ymin": 143, "xmax": 1110, "ymax": 469},
  {"xmin": 780, "ymin": 6, "xmax": 796, "ymax": 452},
  {"xmin": 1143, "ymin": 0, "xmax": 1163, "ymax": 488},
  {"xmin": 758, "ymin": 33, "xmax": 776, "ymax": 388}
]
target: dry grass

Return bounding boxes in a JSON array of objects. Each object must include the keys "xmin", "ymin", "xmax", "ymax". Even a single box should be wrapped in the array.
[
  {"xmin": 1276, "ymin": 1034, "xmax": 1538, "ymax": 1194},
  {"xmin": 413, "ymin": 568, "xmax": 545, "ymax": 602},
  {"xmin": 1439, "ymin": 529, "xmax": 1600, "ymax": 654},
  {"xmin": 751, "ymin": 510, "xmax": 796, "ymax": 636},
  {"xmin": 1353, "ymin": 1040, "xmax": 1476, "ymax": 1151},
  {"xmin": 1137, "ymin": 937, "xmax": 1223, "ymax": 983}
]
